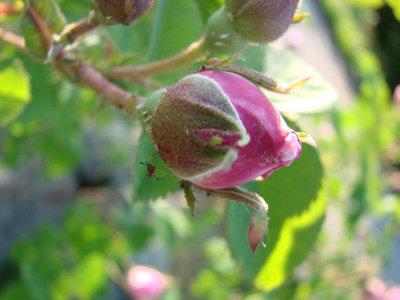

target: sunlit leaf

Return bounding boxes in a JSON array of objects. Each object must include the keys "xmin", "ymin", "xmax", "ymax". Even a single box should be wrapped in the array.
[
  {"xmin": 227, "ymin": 141, "xmax": 326, "ymax": 291},
  {"xmin": 387, "ymin": 0, "xmax": 400, "ymax": 21},
  {"xmin": 0, "ymin": 61, "xmax": 31, "ymax": 126},
  {"xmin": 263, "ymin": 47, "xmax": 337, "ymax": 113}
]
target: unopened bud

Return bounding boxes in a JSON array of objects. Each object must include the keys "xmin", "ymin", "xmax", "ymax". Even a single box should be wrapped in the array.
[
  {"xmin": 94, "ymin": 0, "xmax": 154, "ymax": 25},
  {"xmin": 149, "ymin": 70, "xmax": 302, "ymax": 189},
  {"xmin": 225, "ymin": 0, "xmax": 301, "ymax": 43}
]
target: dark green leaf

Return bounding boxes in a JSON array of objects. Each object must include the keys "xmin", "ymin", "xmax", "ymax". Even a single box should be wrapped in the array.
[
  {"xmin": 227, "ymin": 142, "xmax": 326, "ymax": 291},
  {"xmin": 133, "ymin": 133, "xmax": 180, "ymax": 201},
  {"xmin": 0, "ymin": 61, "xmax": 31, "ymax": 126},
  {"xmin": 20, "ymin": 0, "xmax": 66, "ymax": 59}
]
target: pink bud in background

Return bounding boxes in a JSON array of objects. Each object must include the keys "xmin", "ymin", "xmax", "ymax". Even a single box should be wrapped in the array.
[
  {"xmin": 127, "ymin": 266, "xmax": 167, "ymax": 300},
  {"xmin": 150, "ymin": 70, "xmax": 302, "ymax": 189}
]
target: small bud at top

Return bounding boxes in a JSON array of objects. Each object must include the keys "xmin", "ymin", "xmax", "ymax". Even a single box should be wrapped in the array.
[
  {"xmin": 94, "ymin": 0, "xmax": 154, "ymax": 26},
  {"xmin": 225, "ymin": 0, "xmax": 301, "ymax": 43}
]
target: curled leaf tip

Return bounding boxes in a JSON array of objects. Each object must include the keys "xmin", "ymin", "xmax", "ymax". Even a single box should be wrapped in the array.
[
  {"xmin": 292, "ymin": 12, "xmax": 310, "ymax": 23},
  {"xmin": 297, "ymin": 132, "xmax": 317, "ymax": 148},
  {"xmin": 288, "ymin": 77, "xmax": 311, "ymax": 93}
]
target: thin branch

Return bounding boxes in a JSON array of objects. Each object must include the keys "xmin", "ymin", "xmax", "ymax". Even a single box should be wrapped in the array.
[
  {"xmin": 0, "ymin": 27, "xmax": 26, "ymax": 52},
  {"xmin": 68, "ymin": 61, "xmax": 143, "ymax": 118},
  {"xmin": 0, "ymin": 28, "xmax": 141, "ymax": 118},
  {"xmin": 59, "ymin": 11, "xmax": 102, "ymax": 44},
  {"xmin": 104, "ymin": 37, "xmax": 207, "ymax": 81}
]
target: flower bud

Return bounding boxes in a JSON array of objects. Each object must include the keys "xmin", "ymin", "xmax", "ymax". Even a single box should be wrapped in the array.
[
  {"xmin": 225, "ymin": 0, "xmax": 300, "ymax": 43},
  {"xmin": 150, "ymin": 70, "xmax": 301, "ymax": 189},
  {"xmin": 126, "ymin": 265, "xmax": 167, "ymax": 300},
  {"xmin": 94, "ymin": 0, "xmax": 154, "ymax": 26}
]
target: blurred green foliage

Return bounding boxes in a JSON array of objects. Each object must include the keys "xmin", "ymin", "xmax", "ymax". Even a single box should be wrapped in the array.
[{"xmin": 0, "ymin": 0, "xmax": 399, "ymax": 299}]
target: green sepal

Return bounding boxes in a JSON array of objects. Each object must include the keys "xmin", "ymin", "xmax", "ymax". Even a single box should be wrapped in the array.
[
  {"xmin": 182, "ymin": 181, "xmax": 197, "ymax": 217},
  {"xmin": 195, "ymin": 51, "xmax": 310, "ymax": 95}
]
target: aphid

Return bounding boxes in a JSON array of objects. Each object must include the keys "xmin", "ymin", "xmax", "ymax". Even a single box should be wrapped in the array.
[{"xmin": 140, "ymin": 161, "xmax": 160, "ymax": 179}]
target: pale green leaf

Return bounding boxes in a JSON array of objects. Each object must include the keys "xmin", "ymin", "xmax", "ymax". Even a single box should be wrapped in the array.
[
  {"xmin": 0, "ymin": 62, "xmax": 31, "ymax": 126},
  {"xmin": 263, "ymin": 47, "xmax": 337, "ymax": 113},
  {"xmin": 387, "ymin": 0, "xmax": 400, "ymax": 21}
]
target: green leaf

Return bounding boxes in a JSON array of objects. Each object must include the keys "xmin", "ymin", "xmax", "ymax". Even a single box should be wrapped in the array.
[
  {"xmin": 0, "ymin": 282, "xmax": 33, "ymax": 300},
  {"xmin": 263, "ymin": 47, "xmax": 337, "ymax": 113},
  {"xmin": 227, "ymin": 143, "xmax": 326, "ymax": 291},
  {"xmin": 2, "ymin": 56, "xmax": 84, "ymax": 175},
  {"xmin": 71, "ymin": 253, "xmax": 107, "ymax": 299},
  {"xmin": 345, "ymin": 0, "xmax": 384, "ymax": 9},
  {"xmin": 133, "ymin": 133, "xmax": 180, "ymax": 201},
  {"xmin": 20, "ymin": 0, "xmax": 66, "ymax": 59},
  {"xmin": 0, "ymin": 61, "xmax": 31, "ymax": 126},
  {"xmin": 149, "ymin": 0, "xmax": 203, "ymax": 60}
]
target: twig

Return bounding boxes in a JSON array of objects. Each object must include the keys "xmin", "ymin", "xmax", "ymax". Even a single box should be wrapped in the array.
[
  {"xmin": 0, "ymin": 27, "xmax": 26, "ymax": 52},
  {"xmin": 0, "ymin": 28, "xmax": 141, "ymax": 118},
  {"xmin": 59, "ymin": 11, "xmax": 102, "ymax": 44},
  {"xmin": 68, "ymin": 61, "xmax": 143, "ymax": 118},
  {"xmin": 104, "ymin": 37, "xmax": 207, "ymax": 81}
]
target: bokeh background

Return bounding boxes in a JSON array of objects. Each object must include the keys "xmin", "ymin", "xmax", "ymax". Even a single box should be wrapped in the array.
[{"xmin": 0, "ymin": 0, "xmax": 400, "ymax": 299}]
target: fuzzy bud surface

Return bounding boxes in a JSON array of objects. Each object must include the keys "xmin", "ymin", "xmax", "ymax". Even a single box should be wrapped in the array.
[
  {"xmin": 225, "ymin": 0, "xmax": 300, "ymax": 43},
  {"xmin": 94, "ymin": 0, "xmax": 154, "ymax": 25},
  {"xmin": 150, "ymin": 71, "xmax": 301, "ymax": 189}
]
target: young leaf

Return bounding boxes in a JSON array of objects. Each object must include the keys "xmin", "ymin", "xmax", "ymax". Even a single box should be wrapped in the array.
[
  {"xmin": 133, "ymin": 133, "xmax": 180, "ymax": 201},
  {"xmin": 0, "ymin": 61, "xmax": 31, "ymax": 126},
  {"xmin": 20, "ymin": 0, "xmax": 66, "ymax": 60},
  {"xmin": 227, "ymin": 142, "xmax": 326, "ymax": 291}
]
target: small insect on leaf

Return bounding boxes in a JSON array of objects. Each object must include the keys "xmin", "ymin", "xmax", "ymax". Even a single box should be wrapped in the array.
[{"xmin": 140, "ymin": 161, "xmax": 164, "ymax": 180}]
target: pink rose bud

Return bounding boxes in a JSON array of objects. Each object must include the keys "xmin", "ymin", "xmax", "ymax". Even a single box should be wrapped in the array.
[
  {"xmin": 225, "ymin": 0, "xmax": 301, "ymax": 43},
  {"xmin": 150, "ymin": 70, "xmax": 302, "ymax": 189},
  {"xmin": 127, "ymin": 266, "xmax": 167, "ymax": 300},
  {"xmin": 94, "ymin": 0, "xmax": 154, "ymax": 25}
]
